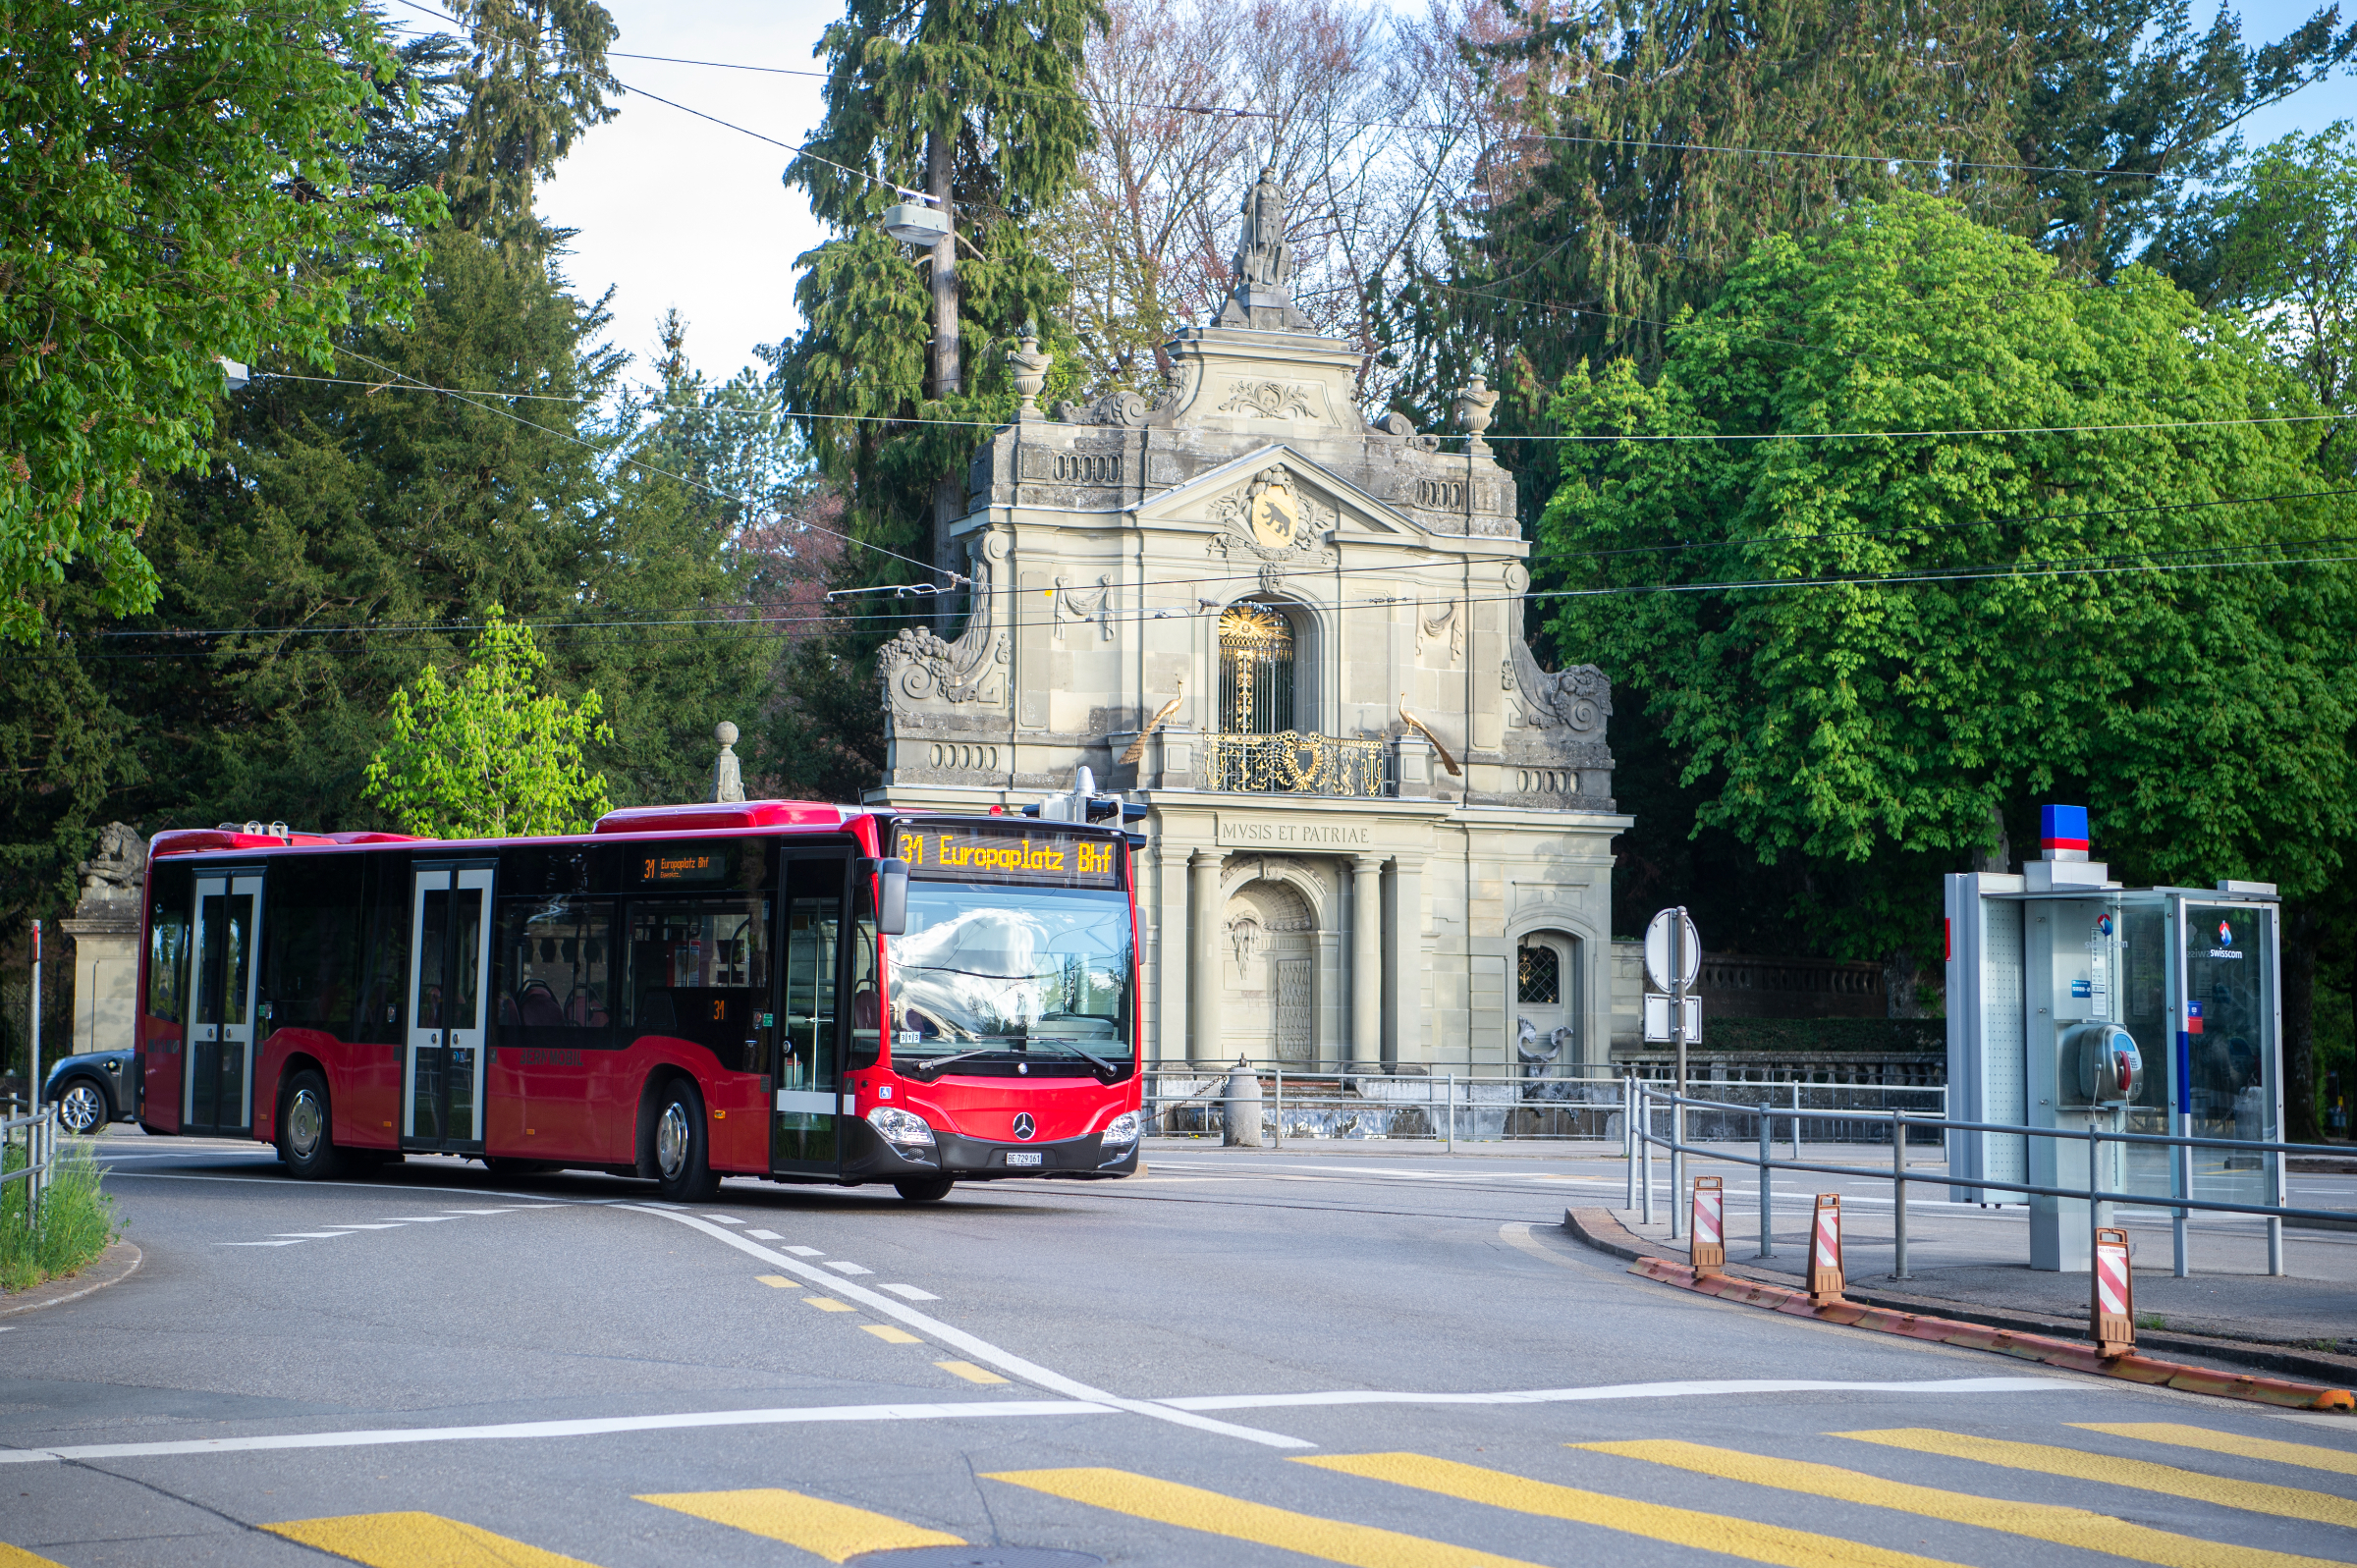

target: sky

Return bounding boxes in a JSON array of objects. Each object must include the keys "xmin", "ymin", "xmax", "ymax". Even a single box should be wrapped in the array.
[{"xmin": 528, "ymin": 0, "xmax": 2357, "ymax": 388}]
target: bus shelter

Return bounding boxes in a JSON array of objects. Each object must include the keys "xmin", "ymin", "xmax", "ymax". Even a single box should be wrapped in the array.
[{"xmin": 1943, "ymin": 807, "xmax": 2282, "ymax": 1271}]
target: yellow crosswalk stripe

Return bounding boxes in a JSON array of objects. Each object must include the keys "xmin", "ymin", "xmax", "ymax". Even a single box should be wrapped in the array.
[
  {"xmin": 1580, "ymin": 1437, "xmax": 2345, "ymax": 1568},
  {"xmin": 0, "ymin": 1544, "xmax": 69, "ymax": 1568},
  {"xmin": 986, "ymin": 1466, "xmax": 1548, "ymax": 1568},
  {"xmin": 804, "ymin": 1297, "xmax": 854, "ymax": 1312},
  {"xmin": 636, "ymin": 1488, "xmax": 963, "ymax": 1562},
  {"xmin": 1837, "ymin": 1430, "xmax": 2357, "ymax": 1532},
  {"xmin": 862, "ymin": 1325, "xmax": 923, "ymax": 1343},
  {"xmin": 263, "ymin": 1511, "xmax": 604, "ymax": 1567},
  {"xmin": 937, "ymin": 1359, "xmax": 1010, "ymax": 1383},
  {"xmin": 1300, "ymin": 1453, "xmax": 1968, "ymax": 1568},
  {"xmin": 2074, "ymin": 1424, "xmax": 2357, "ymax": 1481},
  {"xmin": 756, "ymin": 1274, "xmax": 793, "ymax": 1287}
]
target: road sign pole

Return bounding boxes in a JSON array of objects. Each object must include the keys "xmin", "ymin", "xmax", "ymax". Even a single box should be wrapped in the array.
[{"xmin": 1669, "ymin": 905, "xmax": 1687, "ymax": 1241}]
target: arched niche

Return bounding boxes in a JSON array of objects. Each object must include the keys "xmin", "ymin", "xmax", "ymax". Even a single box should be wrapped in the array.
[{"xmin": 1222, "ymin": 878, "xmax": 1317, "ymax": 1065}]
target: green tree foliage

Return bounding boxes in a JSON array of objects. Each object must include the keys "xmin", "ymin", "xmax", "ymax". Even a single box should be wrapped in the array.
[
  {"xmin": 135, "ymin": 236, "xmax": 774, "ymax": 824},
  {"xmin": 443, "ymin": 0, "xmax": 619, "ymax": 253},
  {"xmin": 363, "ymin": 607, "xmax": 613, "ymax": 837},
  {"xmin": 1539, "ymin": 194, "xmax": 2357, "ymax": 962},
  {"xmin": 0, "ymin": 0, "xmax": 444, "ymax": 643},
  {"xmin": 775, "ymin": 0, "xmax": 1102, "ymax": 587},
  {"xmin": 2022, "ymin": 0, "xmax": 2355, "ymax": 275},
  {"xmin": 1408, "ymin": 0, "xmax": 2352, "ymax": 529},
  {"xmin": 2158, "ymin": 123, "xmax": 2357, "ymax": 444}
]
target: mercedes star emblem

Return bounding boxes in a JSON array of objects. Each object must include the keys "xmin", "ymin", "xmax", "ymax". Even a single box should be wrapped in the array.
[{"xmin": 1013, "ymin": 1113, "xmax": 1035, "ymax": 1141}]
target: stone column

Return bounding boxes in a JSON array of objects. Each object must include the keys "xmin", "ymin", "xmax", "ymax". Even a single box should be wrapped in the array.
[
  {"xmin": 1350, "ymin": 853, "xmax": 1383, "ymax": 1072},
  {"xmin": 1189, "ymin": 850, "xmax": 1223, "ymax": 1067},
  {"xmin": 1383, "ymin": 854, "xmax": 1425, "ymax": 1069}
]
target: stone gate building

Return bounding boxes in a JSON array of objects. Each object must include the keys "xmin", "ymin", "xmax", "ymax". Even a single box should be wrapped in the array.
[{"xmin": 869, "ymin": 173, "xmax": 1629, "ymax": 1077}]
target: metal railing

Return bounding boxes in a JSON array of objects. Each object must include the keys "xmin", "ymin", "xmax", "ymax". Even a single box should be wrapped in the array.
[
  {"xmin": 1619, "ymin": 1077, "xmax": 1947, "ymax": 1146},
  {"xmin": 1145, "ymin": 1068, "xmax": 1631, "ymax": 1146},
  {"xmin": 1202, "ymin": 731, "xmax": 1392, "ymax": 796},
  {"xmin": 1626, "ymin": 1076, "xmax": 2344, "ymax": 1281},
  {"xmin": 2, "ymin": 1099, "xmax": 61, "ymax": 1225}
]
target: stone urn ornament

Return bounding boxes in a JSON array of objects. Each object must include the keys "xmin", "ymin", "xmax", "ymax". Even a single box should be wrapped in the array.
[
  {"xmin": 712, "ymin": 721, "xmax": 744, "ymax": 803},
  {"xmin": 1009, "ymin": 319, "xmax": 1053, "ymax": 418},
  {"xmin": 1453, "ymin": 374, "xmax": 1500, "ymax": 455}
]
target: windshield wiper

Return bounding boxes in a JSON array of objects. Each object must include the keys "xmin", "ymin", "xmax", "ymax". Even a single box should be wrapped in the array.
[
  {"xmin": 1034, "ymin": 1039, "xmax": 1120, "ymax": 1075},
  {"xmin": 902, "ymin": 1047, "xmax": 1003, "ymax": 1076}
]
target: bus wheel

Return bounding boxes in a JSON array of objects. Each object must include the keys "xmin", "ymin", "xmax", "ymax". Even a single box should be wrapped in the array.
[
  {"xmin": 652, "ymin": 1079, "xmax": 719, "ymax": 1202},
  {"xmin": 278, "ymin": 1070, "xmax": 344, "ymax": 1180},
  {"xmin": 893, "ymin": 1177, "xmax": 954, "ymax": 1203}
]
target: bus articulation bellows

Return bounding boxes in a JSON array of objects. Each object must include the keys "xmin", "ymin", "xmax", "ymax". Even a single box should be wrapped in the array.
[{"xmin": 134, "ymin": 802, "xmax": 1143, "ymax": 1202}]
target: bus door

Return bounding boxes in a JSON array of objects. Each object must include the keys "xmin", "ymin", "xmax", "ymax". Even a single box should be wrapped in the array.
[
  {"xmin": 773, "ymin": 855, "xmax": 852, "ymax": 1175},
  {"xmin": 405, "ymin": 864, "xmax": 495, "ymax": 1151},
  {"xmin": 186, "ymin": 870, "xmax": 263, "ymax": 1134}
]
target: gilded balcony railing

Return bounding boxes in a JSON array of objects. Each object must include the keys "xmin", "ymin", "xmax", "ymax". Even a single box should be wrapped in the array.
[{"xmin": 1203, "ymin": 731, "xmax": 1392, "ymax": 797}]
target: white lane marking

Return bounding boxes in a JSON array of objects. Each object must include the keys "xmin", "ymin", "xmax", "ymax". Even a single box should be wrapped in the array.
[
  {"xmin": 705, "ymin": 1216, "xmax": 743, "ymax": 1224},
  {"xmin": 270, "ymin": 1232, "xmax": 356, "ymax": 1240},
  {"xmin": 746, "ymin": 1229, "xmax": 782, "ymax": 1240},
  {"xmin": 882, "ymin": 1283, "xmax": 940, "ymax": 1301},
  {"xmin": 822, "ymin": 1260, "xmax": 873, "ymax": 1275},
  {"xmin": 380, "ymin": 1217, "xmax": 465, "ymax": 1222},
  {"xmin": 1158, "ymin": 1377, "xmax": 2071, "ymax": 1412},
  {"xmin": 320, "ymin": 1223, "xmax": 408, "ymax": 1231},
  {"xmin": 1499, "ymin": 1221, "xmax": 1585, "ymax": 1269},
  {"xmin": 0, "ymin": 1401, "xmax": 1112, "ymax": 1465},
  {"xmin": 784, "ymin": 1246, "xmax": 824, "ymax": 1257},
  {"xmin": 217, "ymin": 1240, "xmax": 307, "ymax": 1248},
  {"xmin": 103, "ymin": 1171, "xmax": 576, "ymax": 1203},
  {"xmin": 625, "ymin": 1207, "xmax": 1314, "ymax": 1450}
]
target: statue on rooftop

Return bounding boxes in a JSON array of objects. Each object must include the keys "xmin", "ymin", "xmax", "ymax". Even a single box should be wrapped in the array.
[{"xmin": 1218, "ymin": 166, "xmax": 1312, "ymax": 331}]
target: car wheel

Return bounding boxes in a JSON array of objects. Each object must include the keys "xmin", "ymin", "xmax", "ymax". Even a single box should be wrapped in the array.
[
  {"xmin": 56, "ymin": 1078, "xmax": 110, "ymax": 1135},
  {"xmin": 893, "ymin": 1177, "xmax": 954, "ymax": 1203},
  {"xmin": 278, "ymin": 1069, "xmax": 344, "ymax": 1180},
  {"xmin": 651, "ymin": 1079, "xmax": 718, "ymax": 1202}
]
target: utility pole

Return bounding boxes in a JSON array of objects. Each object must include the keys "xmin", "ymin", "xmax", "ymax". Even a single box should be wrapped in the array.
[{"xmin": 927, "ymin": 124, "xmax": 962, "ymax": 623}]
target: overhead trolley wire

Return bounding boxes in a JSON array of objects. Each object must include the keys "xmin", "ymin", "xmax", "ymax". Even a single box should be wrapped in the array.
[
  {"xmin": 58, "ymin": 525, "xmax": 2357, "ymax": 667},
  {"xmin": 323, "ymin": 344, "xmax": 959, "ymax": 587},
  {"xmin": 587, "ymin": 45, "xmax": 2173, "ymax": 182}
]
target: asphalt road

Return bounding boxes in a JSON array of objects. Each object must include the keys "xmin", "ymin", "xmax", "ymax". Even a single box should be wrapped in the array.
[{"xmin": 6, "ymin": 1133, "xmax": 2356, "ymax": 1567}]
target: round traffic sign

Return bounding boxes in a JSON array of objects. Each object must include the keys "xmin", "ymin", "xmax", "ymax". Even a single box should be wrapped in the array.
[{"xmin": 1644, "ymin": 907, "xmax": 1702, "ymax": 993}]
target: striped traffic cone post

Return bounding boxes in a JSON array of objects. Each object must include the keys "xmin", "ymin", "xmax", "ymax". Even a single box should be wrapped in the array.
[
  {"xmin": 2092, "ymin": 1225, "xmax": 2135, "ymax": 1357},
  {"xmin": 1808, "ymin": 1193, "xmax": 1844, "ymax": 1306},
  {"xmin": 1690, "ymin": 1175, "xmax": 1725, "ymax": 1274}
]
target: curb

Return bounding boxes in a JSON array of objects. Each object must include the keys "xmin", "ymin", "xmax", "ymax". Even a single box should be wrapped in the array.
[
  {"xmin": 1562, "ymin": 1209, "xmax": 2353, "ymax": 1414},
  {"xmin": 0, "ymin": 1240, "xmax": 142, "ymax": 1320}
]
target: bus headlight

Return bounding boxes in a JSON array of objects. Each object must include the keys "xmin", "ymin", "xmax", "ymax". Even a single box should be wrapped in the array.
[
  {"xmin": 866, "ymin": 1107, "xmax": 936, "ymax": 1152},
  {"xmin": 1100, "ymin": 1110, "xmax": 1139, "ymax": 1147}
]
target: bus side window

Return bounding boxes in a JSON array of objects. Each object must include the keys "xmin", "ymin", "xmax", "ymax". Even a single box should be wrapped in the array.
[
  {"xmin": 356, "ymin": 853, "xmax": 412, "ymax": 1043},
  {"xmin": 496, "ymin": 895, "xmax": 616, "ymax": 1045},
  {"xmin": 145, "ymin": 861, "xmax": 193, "ymax": 1032},
  {"xmin": 846, "ymin": 874, "xmax": 881, "ymax": 1072},
  {"xmin": 263, "ymin": 857, "xmax": 363, "ymax": 1035}
]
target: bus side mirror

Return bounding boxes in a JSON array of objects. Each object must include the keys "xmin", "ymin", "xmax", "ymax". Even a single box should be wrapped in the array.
[{"xmin": 877, "ymin": 858, "xmax": 909, "ymax": 936}]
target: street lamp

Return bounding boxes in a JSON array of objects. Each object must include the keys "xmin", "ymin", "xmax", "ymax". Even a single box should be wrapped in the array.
[{"xmin": 880, "ymin": 195, "xmax": 948, "ymax": 245}]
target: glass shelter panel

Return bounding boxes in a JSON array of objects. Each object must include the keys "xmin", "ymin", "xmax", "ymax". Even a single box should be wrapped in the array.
[{"xmin": 2185, "ymin": 900, "xmax": 2277, "ymax": 1211}]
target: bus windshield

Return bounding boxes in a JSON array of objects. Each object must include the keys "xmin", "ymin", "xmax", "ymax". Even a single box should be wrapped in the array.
[{"xmin": 888, "ymin": 885, "xmax": 1132, "ymax": 1066}]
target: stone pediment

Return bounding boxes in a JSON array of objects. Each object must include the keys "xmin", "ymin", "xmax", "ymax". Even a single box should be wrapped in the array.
[{"xmin": 1131, "ymin": 445, "xmax": 1459, "ymax": 556}]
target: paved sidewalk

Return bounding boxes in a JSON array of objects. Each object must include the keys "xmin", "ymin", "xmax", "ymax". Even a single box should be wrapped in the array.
[{"xmin": 1611, "ymin": 1153, "xmax": 2357, "ymax": 1356}]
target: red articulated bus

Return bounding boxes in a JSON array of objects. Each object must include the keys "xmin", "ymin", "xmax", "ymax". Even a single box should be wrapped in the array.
[{"xmin": 134, "ymin": 802, "xmax": 1142, "ymax": 1201}]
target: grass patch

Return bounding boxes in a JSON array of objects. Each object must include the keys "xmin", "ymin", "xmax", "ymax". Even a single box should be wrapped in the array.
[
  {"xmin": 2137, "ymin": 1313, "xmax": 2168, "ymax": 1330},
  {"xmin": 1, "ymin": 1141, "xmax": 120, "ymax": 1293}
]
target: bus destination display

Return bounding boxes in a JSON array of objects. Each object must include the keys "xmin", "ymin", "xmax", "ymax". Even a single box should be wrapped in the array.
[
  {"xmin": 636, "ymin": 848, "xmax": 731, "ymax": 886},
  {"xmin": 895, "ymin": 826, "xmax": 1121, "ymax": 888}
]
